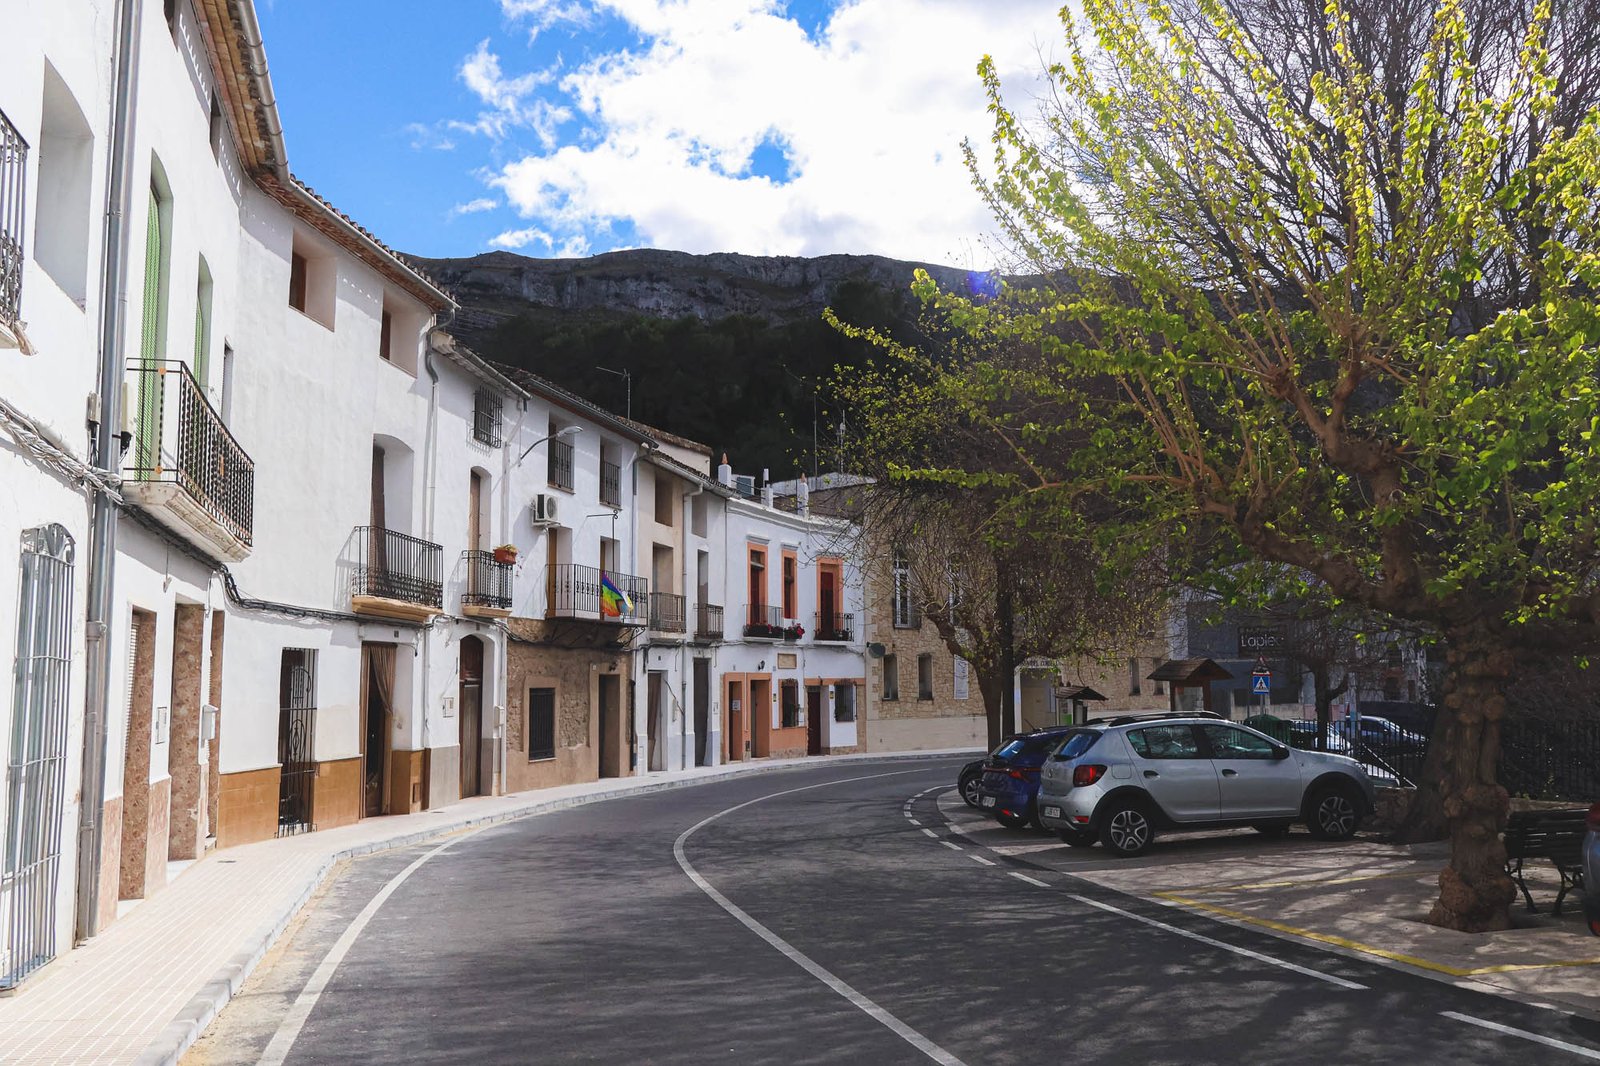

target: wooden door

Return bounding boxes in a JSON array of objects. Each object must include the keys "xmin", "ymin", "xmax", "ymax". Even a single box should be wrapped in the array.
[
  {"xmin": 459, "ymin": 637, "xmax": 483, "ymax": 798},
  {"xmin": 806, "ymin": 686, "xmax": 824, "ymax": 756}
]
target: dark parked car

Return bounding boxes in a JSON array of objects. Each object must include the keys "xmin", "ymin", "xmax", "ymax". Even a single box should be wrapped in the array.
[
  {"xmin": 958, "ymin": 735, "xmax": 1026, "ymax": 808},
  {"xmin": 975, "ymin": 727, "xmax": 1082, "ymax": 829}
]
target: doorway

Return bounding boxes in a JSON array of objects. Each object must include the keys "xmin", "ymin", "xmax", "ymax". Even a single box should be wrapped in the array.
[
  {"xmin": 725, "ymin": 677, "xmax": 745, "ymax": 762},
  {"xmin": 360, "ymin": 643, "xmax": 395, "ymax": 818},
  {"xmin": 647, "ymin": 672, "xmax": 664, "ymax": 772},
  {"xmin": 806, "ymin": 685, "xmax": 824, "ymax": 756},
  {"xmin": 599, "ymin": 674, "xmax": 623, "ymax": 778},
  {"xmin": 749, "ymin": 676, "xmax": 772, "ymax": 758},
  {"xmin": 459, "ymin": 636, "xmax": 484, "ymax": 798},
  {"xmin": 693, "ymin": 659, "xmax": 710, "ymax": 766}
]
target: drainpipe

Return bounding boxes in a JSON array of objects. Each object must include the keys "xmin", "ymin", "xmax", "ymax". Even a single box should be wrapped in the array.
[
  {"xmin": 76, "ymin": 0, "xmax": 143, "ymax": 943},
  {"xmin": 418, "ymin": 336, "xmax": 441, "ymax": 790}
]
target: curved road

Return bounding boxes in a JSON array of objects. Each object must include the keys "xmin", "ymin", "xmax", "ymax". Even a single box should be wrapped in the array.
[{"xmin": 184, "ymin": 757, "xmax": 1600, "ymax": 1065}]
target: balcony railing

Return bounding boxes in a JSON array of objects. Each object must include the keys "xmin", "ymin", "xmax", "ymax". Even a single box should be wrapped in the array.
[
  {"xmin": 353, "ymin": 526, "xmax": 443, "ymax": 609},
  {"xmin": 600, "ymin": 460, "xmax": 621, "ymax": 508},
  {"xmin": 744, "ymin": 604, "xmax": 783, "ymax": 639},
  {"xmin": 547, "ymin": 563, "xmax": 647, "ymax": 623},
  {"xmin": 548, "ymin": 438, "xmax": 574, "ymax": 491},
  {"xmin": 815, "ymin": 611, "xmax": 855, "ymax": 642},
  {"xmin": 695, "ymin": 603, "xmax": 723, "ymax": 641},
  {"xmin": 649, "ymin": 592, "xmax": 685, "ymax": 633},
  {"xmin": 125, "ymin": 359, "xmax": 254, "ymax": 550},
  {"xmin": 0, "ymin": 109, "xmax": 26, "ymax": 330},
  {"xmin": 461, "ymin": 550, "xmax": 513, "ymax": 612}
]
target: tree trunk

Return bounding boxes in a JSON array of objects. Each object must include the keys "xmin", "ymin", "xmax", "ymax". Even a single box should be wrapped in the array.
[
  {"xmin": 996, "ymin": 553, "xmax": 1017, "ymax": 746},
  {"xmin": 1421, "ymin": 631, "xmax": 1517, "ymax": 933},
  {"xmin": 978, "ymin": 670, "xmax": 1006, "ymax": 750}
]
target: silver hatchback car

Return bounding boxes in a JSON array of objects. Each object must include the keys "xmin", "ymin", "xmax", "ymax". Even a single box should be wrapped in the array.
[{"xmin": 1035, "ymin": 714, "xmax": 1375, "ymax": 857}]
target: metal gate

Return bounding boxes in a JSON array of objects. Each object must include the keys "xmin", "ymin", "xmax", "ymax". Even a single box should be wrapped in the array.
[
  {"xmin": 2, "ymin": 525, "xmax": 75, "ymax": 989},
  {"xmin": 276, "ymin": 650, "xmax": 316, "ymax": 836}
]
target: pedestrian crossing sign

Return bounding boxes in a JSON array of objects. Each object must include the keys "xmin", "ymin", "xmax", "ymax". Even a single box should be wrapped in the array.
[{"xmin": 1251, "ymin": 674, "xmax": 1271, "ymax": 695}]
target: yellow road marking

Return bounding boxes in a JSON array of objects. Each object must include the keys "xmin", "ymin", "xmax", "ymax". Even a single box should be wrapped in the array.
[
  {"xmin": 1153, "ymin": 891, "xmax": 1600, "ymax": 977},
  {"xmin": 1206, "ymin": 870, "xmax": 1422, "ymax": 892}
]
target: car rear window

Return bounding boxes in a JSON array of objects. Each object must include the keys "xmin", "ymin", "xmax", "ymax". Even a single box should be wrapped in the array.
[
  {"xmin": 993, "ymin": 739, "xmax": 1027, "ymax": 760},
  {"xmin": 1052, "ymin": 732, "xmax": 1100, "ymax": 759}
]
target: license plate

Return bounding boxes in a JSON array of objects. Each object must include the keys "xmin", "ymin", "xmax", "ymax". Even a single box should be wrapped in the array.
[
  {"xmin": 1042, "ymin": 805, "xmax": 1062, "ymax": 819},
  {"xmin": 980, "ymin": 796, "xmax": 996, "ymax": 808}
]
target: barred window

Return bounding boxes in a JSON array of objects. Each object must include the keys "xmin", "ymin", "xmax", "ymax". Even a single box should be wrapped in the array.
[
  {"xmin": 528, "ymin": 687, "xmax": 555, "ymax": 761},
  {"xmin": 473, "ymin": 387, "xmax": 503, "ymax": 447}
]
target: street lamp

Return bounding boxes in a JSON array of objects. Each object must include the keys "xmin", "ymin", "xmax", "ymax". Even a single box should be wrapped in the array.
[{"xmin": 513, "ymin": 423, "xmax": 580, "ymax": 468}]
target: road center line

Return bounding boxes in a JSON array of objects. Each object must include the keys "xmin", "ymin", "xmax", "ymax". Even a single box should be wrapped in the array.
[
  {"xmin": 1010, "ymin": 872, "xmax": 1050, "ymax": 888},
  {"xmin": 921, "ymin": 828, "xmax": 939, "ymax": 838},
  {"xmin": 1441, "ymin": 1011, "xmax": 1600, "ymax": 1060},
  {"xmin": 941, "ymin": 841, "xmax": 963, "ymax": 851},
  {"xmin": 1065, "ymin": 894, "xmax": 1367, "ymax": 990},
  {"xmin": 256, "ymin": 829, "xmax": 483, "ymax": 1066},
  {"xmin": 674, "ymin": 768, "xmax": 967, "ymax": 1066},
  {"xmin": 970, "ymin": 855, "xmax": 996, "ymax": 867},
  {"xmin": 908, "ymin": 818, "xmax": 922, "ymax": 826}
]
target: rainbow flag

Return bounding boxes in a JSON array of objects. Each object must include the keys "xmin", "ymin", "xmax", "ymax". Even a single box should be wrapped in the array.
[{"xmin": 599, "ymin": 572, "xmax": 632, "ymax": 618}]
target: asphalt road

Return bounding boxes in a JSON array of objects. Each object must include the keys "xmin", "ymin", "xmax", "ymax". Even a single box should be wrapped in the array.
[{"xmin": 184, "ymin": 757, "xmax": 1600, "ymax": 1065}]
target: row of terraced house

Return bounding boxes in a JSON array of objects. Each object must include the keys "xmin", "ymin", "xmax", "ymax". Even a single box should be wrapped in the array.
[{"xmin": 0, "ymin": 0, "xmax": 1038, "ymax": 992}]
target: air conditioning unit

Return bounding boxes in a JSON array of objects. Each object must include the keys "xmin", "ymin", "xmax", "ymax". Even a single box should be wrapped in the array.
[{"xmin": 531, "ymin": 493, "xmax": 560, "ymax": 526}]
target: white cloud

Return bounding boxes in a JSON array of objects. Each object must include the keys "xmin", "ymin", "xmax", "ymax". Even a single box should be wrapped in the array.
[
  {"xmin": 452, "ymin": 40, "xmax": 570, "ymax": 145},
  {"xmin": 450, "ymin": 197, "xmax": 500, "ymax": 217},
  {"xmin": 489, "ymin": 226, "xmax": 592, "ymax": 258},
  {"xmin": 480, "ymin": 0, "xmax": 1064, "ymax": 265},
  {"xmin": 500, "ymin": 0, "xmax": 594, "ymax": 38}
]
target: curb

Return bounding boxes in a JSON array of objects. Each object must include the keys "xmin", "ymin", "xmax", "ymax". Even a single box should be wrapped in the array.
[{"xmin": 133, "ymin": 749, "xmax": 975, "ymax": 1066}]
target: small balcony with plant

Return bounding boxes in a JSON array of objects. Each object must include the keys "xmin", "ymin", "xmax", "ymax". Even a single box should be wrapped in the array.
[
  {"xmin": 123, "ymin": 359, "xmax": 255, "ymax": 561},
  {"xmin": 461, "ymin": 548, "xmax": 514, "ymax": 618},
  {"xmin": 744, "ymin": 604, "xmax": 784, "ymax": 640},
  {"xmin": 815, "ymin": 612, "xmax": 854, "ymax": 643}
]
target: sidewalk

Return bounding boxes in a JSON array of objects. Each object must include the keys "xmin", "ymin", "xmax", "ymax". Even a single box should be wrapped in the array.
[{"xmin": 0, "ymin": 750, "xmax": 971, "ymax": 1066}]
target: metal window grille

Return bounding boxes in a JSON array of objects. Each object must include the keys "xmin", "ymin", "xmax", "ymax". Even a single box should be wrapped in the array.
[
  {"xmin": 891, "ymin": 552, "xmax": 919, "ymax": 628},
  {"xmin": 694, "ymin": 603, "xmax": 723, "ymax": 641},
  {"xmin": 833, "ymin": 683, "xmax": 857, "ymax": 723},
  {"xmin": 2, "ymin": 525, "xmax": 74, "ymax": 990},
  {"xmin": 528, "ymin": 688, "xmax": 556, "ymax": 761},
  {"xmin": 277, "ymin": 650, "xmax": 317, "ymax": 836},
  {"xmin": 781, "ymin": 684, "xmax": 800, "ymax": 729},
  {"xmin": 473, "ymin": 388, "xmax": 503, "ymax": 448},
  {"xmin": 547, "ymin": 438, "xmax": 574, "ymax": 491},
  {"xmin": 0, "ymin": 109, "xmax": 26, "ymax": 329},
  {"xmin": 600, "ymin": 460, "xmax": 621, "ymax": 508}
]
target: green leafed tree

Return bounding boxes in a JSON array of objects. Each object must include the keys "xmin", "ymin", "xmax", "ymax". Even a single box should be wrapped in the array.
[{"xmin": 850, "ymin": 0, "xmax": 1600, "ymax": 931}]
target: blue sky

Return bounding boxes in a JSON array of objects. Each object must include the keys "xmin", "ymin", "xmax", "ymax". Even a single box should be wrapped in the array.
[{"xmin": 257, "ymin": 0, "xmax": 1063, "ymax": 265}]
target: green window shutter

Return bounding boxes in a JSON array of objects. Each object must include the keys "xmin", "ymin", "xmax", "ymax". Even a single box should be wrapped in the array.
[
  {"xmin": 192, "ymin": 279, "xmax": 208, "ymax": 389},
  {"xmin": 136, "ymin": 188, "xmax": 164, "ymax": 472}
]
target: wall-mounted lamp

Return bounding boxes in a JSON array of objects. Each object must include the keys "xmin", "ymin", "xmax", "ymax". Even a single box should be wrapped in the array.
[{"xmin": 514, "ymin": 423, "xmax": 580, "ymax": 468}]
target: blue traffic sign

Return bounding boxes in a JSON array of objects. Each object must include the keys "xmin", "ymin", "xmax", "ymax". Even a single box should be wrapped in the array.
[{"xmin": 1251, "ymin": 674, "xmax": 1271, "ymax": 695}]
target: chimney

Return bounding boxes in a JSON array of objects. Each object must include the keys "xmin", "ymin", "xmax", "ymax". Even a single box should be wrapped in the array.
[
  {"xmin": 717, "ymin": 452, "xmax": 733, "ymax": 488},
  {"xmin": 797, "ymin": 474, "xmax": 810, "ymax": 517}
]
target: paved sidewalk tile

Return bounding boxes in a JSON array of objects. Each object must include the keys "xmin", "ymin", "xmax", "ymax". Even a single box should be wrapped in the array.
[{"xmin": 0, "ymin": 750, "xmax": 971, "ymax": 1066}]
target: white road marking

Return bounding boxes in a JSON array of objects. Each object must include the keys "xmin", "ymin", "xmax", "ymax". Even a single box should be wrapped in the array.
[
  {"xmin": 908, "ymin": 819, "xmax": 922, "ymax": 826},
  {"xmin": 1010, "ymin": 872, "xmax": 1050, "ymax": 888},
  {"xmin": 970, "ymin": 856, "xmax": 996, "ymax": 867},
  {"xmin": 1065, "ymin": 894, "xmax": 1367, "ymax": 990},
  {"xmin": 1441, "ymin": 1011, "xmax": 1600, "ymax": 1060},
  {"xmin": 675, "ymin": 769, "xmax": 967, "ymax": 1066},
  {"xmin": 941, "ymin": 841, "xmax": 963, "ymax": 851},
  {"xmin": 921, "ymin": 828, "xmax": 940, "ymax": 838},
  {"xmin": 257, "ymin": 830, "xmax": 483, "ymax": 1066}
]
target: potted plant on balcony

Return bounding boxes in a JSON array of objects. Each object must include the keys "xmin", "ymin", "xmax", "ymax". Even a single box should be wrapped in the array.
[
  {"xmin": 492, "ymin": 543, "xmax": 518, "ymax": 565},
  {"xmin": 783, "ymin": 622, "xmax": 805, "ymax": 641}
]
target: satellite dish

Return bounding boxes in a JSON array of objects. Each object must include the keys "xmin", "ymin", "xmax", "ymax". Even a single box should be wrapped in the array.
[{"xmin": 867, "ymin": 642, "xmax": 887, "ymax": 659}]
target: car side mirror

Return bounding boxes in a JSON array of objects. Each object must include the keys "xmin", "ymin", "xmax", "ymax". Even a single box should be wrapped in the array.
[{"xmin": 1272, "ymin": 745, "xmax": 1291, "ymax": 760}]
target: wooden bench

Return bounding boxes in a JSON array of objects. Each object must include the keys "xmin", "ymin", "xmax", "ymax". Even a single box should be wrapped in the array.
[{"xmin": 1503, "ymin": 808, "xmax": 1588, "ymax": 915}]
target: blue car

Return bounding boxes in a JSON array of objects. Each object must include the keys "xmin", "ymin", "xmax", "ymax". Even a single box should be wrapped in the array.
[{"xmin": 976, "ymin": 727, "xmax": 1082, "ymax": 829}]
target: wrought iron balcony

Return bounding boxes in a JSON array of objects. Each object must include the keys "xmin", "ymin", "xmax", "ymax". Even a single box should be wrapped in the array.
[
  {"xmin": 546, "ymin": 563, "xmax": 647, "ymax": 624},
  {"xmin": 600, "ymin": 459, "xmax": 622, "ymax": 508},
  {"xmin": 649, "ymin": 592, "xmax": 685, "ymax": 633},
  {"xmin": 352, "ymin": 526, "xmax": 443, "ymax": 620},
  {"xmin": 815, "ymin": 611, "xmax": 855, "ymax": 643},
  {"xmin": 123, "ymin": 360, "xmax": 254, "ymax": 560},
  {"xmin": 461, "ymin": 549, "xmax": 513, "ymax": 617},
  {"xmin": 0, "ymin": 108, "xmax": 25, "ymax": 336},
  {"xmin": 744, "ymin": 604, "xmax": 784, "ymax": 640},
  {"xmin": 695, "ymin": 603, "xmax": 724, "ymax": 642},
  {"xmin": 548, "ymin": 437, "xmax": 574, "ymax": 491}
]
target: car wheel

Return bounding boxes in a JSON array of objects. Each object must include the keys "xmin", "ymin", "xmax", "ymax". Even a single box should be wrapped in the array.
[
  {"xmin": 1306, "ymin": 785, "xmax": 1361, "ymax": 841},
  {"xmin": 959, "ymin": 772, "xmax": 983, "ymax": 809},
  {"xmin": 1057, "ymin": 827, "xmax": 1097, "ymax": 848},
  {"xmin": 1098, "ymin": 800, "xmax": 1154, "ymax": 857},
  {"xmin": 996, "ymin": 810, "xmax": 1031, "ymax": 830},
  {"xmin": 1252, "ymin": 823, "xmax": 1291, "ymax": 837}
]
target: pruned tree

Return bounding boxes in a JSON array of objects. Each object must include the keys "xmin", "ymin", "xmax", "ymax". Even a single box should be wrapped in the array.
[{"xmin": 843, "ymin": 0, "xmax": 1600, "ymax": 931}]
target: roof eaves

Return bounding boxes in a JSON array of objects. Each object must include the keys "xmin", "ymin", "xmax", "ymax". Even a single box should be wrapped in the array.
[{"xmin": 491, "ymin": 363, "xmax": 657, "ymax": 446}]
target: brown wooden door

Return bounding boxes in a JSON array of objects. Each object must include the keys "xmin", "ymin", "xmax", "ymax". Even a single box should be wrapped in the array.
[
  {"xmin": 459, "ymin": 637, "xmax": 483, "ymax": 798},
  {"xmin": 806, "ymin": 686, "xmax": 824, "ymax": 756}
]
